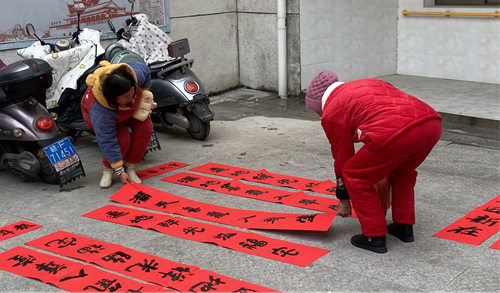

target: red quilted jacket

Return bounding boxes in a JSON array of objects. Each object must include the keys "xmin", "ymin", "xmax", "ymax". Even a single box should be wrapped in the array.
[{"xmin": 321, "ymin": 78, "xmax": 441, "ymax": 177}]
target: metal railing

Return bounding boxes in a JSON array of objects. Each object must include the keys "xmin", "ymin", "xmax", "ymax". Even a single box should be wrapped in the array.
[{"xmin": 402, "ymin": 9, "xmax": 500, "ymax": 17}]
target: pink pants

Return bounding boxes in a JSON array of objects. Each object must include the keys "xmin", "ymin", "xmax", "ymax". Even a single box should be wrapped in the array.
[
  {"xmin": 343, "ymin": 119, "xmax": 442, "ymax": 237},
  {"xmin": 102, "ymin": 118, "xmax": 153, "ymax": 168}
]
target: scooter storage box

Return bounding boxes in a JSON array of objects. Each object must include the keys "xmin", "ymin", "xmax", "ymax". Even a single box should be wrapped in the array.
[{"xmin": 0, "ymin": 59, "xmax": 52, "ymax": 105}]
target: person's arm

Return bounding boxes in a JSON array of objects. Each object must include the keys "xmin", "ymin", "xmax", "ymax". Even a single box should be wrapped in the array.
[
  {"xmin": 126, "ymin": 62, "xmax": 151, "ymax": 89},
  {"xmin": 89, "ymin": 104, "xmax": 123, "ymax": 168}
]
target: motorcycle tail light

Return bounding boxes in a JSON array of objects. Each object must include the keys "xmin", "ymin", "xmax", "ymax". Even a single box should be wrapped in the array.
[
  {"xmin": 185, "ymin": 81, "xmax": 199, "ymax": 93},
  {"xmin": 35, "ymin": 116, "xmax": 54, "ymax": 132}
]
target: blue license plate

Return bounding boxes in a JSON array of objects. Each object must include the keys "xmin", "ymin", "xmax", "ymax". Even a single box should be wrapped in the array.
[{"xmin": 43, "ymin": 137, "xmax": 77, "ymax": 165}]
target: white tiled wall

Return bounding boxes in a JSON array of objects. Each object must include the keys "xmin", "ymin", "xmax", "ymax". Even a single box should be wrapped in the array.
[
  {"xmin": 300, "ymin": 0, "xmax": 399, "ymax": 89},
  {"xmin": 398, "ymin": 0, "xmax": 500, "ymax": 84}
]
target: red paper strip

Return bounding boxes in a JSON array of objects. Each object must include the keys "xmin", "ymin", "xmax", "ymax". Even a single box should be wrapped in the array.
[
  {"xmin": 27, "ymin": 231, "xmax": 281, "ymax": 292},
  {"xmin": 490, "ymin": 238, "xmax": 500, "ymax": 250},
  {"xmin": 0, "ymin": 246, "xmax": 170, "ymax": 292},
  {"xmin": 434, "ymin": 207, "xmax": 500, "ymax": 246},
  {"xmin": 113, "ymin": 182, "xmax": 336, "ymax": 231},
  {"xmin": 83, "ymin": 205, "xmax": 329, "ymax": 267},
  {"xmin": 161, "ymin": 172, "xmax": 358, "ymax": 218},
  {"xmin": 0, "ymin": 221, "xmax": 42, "ymax": 242},
  {"xmin": 136, "ymin": 161, "xmax": 189, "ymax": 180},
  {"xmin": 479, "ymin": 194, "xmax": 500, "ymax": 209}
]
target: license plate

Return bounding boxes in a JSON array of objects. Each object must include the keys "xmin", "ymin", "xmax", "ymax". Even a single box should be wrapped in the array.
[{"xmin": 43, "ymin": 137, "xmax": 77, "ymax": 165}]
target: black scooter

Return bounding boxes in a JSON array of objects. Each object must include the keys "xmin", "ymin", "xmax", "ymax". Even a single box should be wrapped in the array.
[{"xmin": 106, "ymin": 0, "xmax": 213, "ymax": 140}]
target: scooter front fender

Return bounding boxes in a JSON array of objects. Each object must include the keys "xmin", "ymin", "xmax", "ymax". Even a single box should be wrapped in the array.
[{"xmin": 0, "ymin": 98, "xmax": 59, "ymax": 141}]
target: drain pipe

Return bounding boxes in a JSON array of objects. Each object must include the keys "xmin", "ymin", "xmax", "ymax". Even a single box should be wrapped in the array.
[{"xmin": 277, "ymin": 0, "xmax": 287, "ymax": 99}]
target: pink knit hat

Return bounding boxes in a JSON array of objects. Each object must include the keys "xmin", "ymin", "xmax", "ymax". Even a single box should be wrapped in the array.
[{"xmin": 306, "ymin": 70, "xmax": 338, "ymax": 114}]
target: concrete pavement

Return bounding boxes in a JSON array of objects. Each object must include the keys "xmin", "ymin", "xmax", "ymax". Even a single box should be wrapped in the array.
[{"xmin": 0, "ymin": 74, "xmax": 499, "ymax": 292}]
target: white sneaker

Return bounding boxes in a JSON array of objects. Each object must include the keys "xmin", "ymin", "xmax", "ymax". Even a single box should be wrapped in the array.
[
  {"xmin": 100, "ymin": 167, "xmax": 114, "ymax": 189},
  {"xmin": 125, "ymin": 164, "xmax": 142, "ymax": 184}
]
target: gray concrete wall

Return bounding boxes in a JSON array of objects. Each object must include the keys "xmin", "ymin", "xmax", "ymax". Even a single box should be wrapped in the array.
[{"xmin": 237, "ymin": 0, "xmax": 301, "ymax": 96}]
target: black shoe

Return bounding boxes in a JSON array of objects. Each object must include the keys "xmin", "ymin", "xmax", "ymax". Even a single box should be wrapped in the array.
[
  {"xmin": 350, "ymin": 234, "xmax": 387, "ymax": 253},
  {"xmin": 387, "ymin": 223, "xmax": 414, "ymax": 243}
]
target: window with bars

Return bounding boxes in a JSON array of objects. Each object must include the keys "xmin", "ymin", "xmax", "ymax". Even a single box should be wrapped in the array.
[{"xmin": 435, "ymin": 0, "xmax": 499, "ymax": 5}]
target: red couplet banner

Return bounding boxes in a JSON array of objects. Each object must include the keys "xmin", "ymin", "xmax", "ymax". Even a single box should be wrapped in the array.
[
  {"xmin": 26, "ymin": 231, "xmax": 280, "ymax": 292},
  {"xmin": 189, "ymin": 162, "xmax": 339, "ymax": 195},
  {"xmin": 136, "ymin": 161, "xmax": 189, "ymax": 180},
  {"xmin": 82, "ymin": 204, "xmax": 330, "ymax": 267},
  {"xmin": 161, "ymin": 172, "xmax": 358, "ymax": 217},
  {"xmin": 0, "ymin": 221, "xmax": 42, "ymax": 242},
  {"xmin": 111, "ymin": 182, "xmax": 336, "ymax": 231},
  {"xmin": 0, "ymin": 246, "xmax": 171, "ymax": 292},
  {"xmin": 490, "ymin": 238, "xmax": 500, "ymax": 250},
  {"xmin": 434, "ymin": 195, "xmax": 500, "ymax": 246}
]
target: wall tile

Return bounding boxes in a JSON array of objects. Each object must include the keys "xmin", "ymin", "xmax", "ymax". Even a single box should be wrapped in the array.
[
  {"xmin": 301, "ymin": 38, "xmax": 341, "ymax": 65},
  {"xmin": 300, "ymin": 0, "xmax": 335, "ymax": 15},
  {"xmin": 300, "ymin": 13, "xmax": 337, "ymax": 41}
]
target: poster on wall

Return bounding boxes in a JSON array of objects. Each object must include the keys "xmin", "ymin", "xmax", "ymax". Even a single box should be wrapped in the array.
[{"xmin": 0, "ymin": 0, "xmax": 168, "ymax": 48}]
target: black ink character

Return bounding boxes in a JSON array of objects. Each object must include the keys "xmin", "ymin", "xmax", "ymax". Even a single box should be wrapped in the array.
[
  {"xmin": 158, "ymin": 219, "xmax": 180, "ymax": 228},
  {"xmin": 263, "ymin": 217, "xmax": 285, "ymax": 224},
  {"xmin": 245, "ymin": 190, "xmax": 268, "ymax": 196},
  {"xmin": 305, "ymin": 182, "xmax": 320, "ymax": 188},
  {"xmin": 0, "ymin": 230, "xmax": 15, "ymax": 237},
  {"xmin": 200, "ymin": 180, "xmax": 221, "ymax": 187},
  {"xmin": 45, "ymin": 237, "xmax": 77, "ymax": 248},
  {"xmin": 83, "ymin": 278, "xmax": 121, "ymax": 292},
  {"xmin": 13, "ymin": 223, "xmax": 36, "ymax": 231},
  {"xmin": 159, "ymin": 267, "xmax": 191, "ymax": 282},
  {"xmin": 130, "ymin": 215, "xmax": 154, "ymax": 224},
  {"xmin": 239, "ymin": 238, "xmax": 268, "ymax": 250},
  {"xmin": 215, "ymin": 233, "xmax": 237, "ymax": 241},
  {"xmin": 299, "ymin": 199, "xmax": 319, "ymax": 205},
  {"xmin": 77, "ymin": 244, "xmax": 104, "ymax": 254},
  {"xmin": 101, "ymin": 251, "xmax": 132, "ymax": 263},
  {"xmin": 183, "ymin": 227, "xmax": 206, "ymax": 235},
  {"xmin": 297, "ymin": 214, "xmax": 317, "ymax": 223},
  {"xmin": 220, "ymin": 183, "xmax": 241, "ymax": 192},
  {"xmin": 179, "ymin": 176, "xmax": 199, "ymax": 183},
  {"xmin": 35, "ymin": 261, "xmax": 67, "ymax": 274},
  {"xmin": 209, "ymin": 167, "xmax": 229, "ymax": 173},
  {"xmin": 7, "ymin": 254, "xmax": 35, "ymax": 267},
  {"xmin": 156, "ymin": 201, "xmax": 180, "ymax": 209},
  {"xmin": 59, "ymin": 268, "xmax": 88, "ymax": 282},
  {"xmin": 467, "ymin": 215, "xmax": 499, "ymax": 227},
  {"xmin": 189, "ymin": 275, "xmax": 226, "ymax": 292},
  {"xmin": 253, "ymin": 173, "xmax": 273, "ymax": 180},
  {"xmin": 125, "ymin": 259, "xmax": 159, "ymax": 273},
  {"xmin": 328, "ymin": 204, "xmax": 338, "ymax": 211},
  {"xmin": 271, "ymin": 247, "xmax": 299, "ymax": 257},
  {"xmin": 238, "ymin": 215, "xmax": 257, "ymax": 223},
  {"xmin": 130, "ymin": 191, "xmax": 152, "ymax": 204},
  {"xmin": 106, "ymin": 211, "xmax": 129, "ymax": 219},
  {"xmin": 231, "ymin": 170, "xmax": 250, "ymax": 177},
  {"xmin": 207, "ymin": 211, "xmax": 230, "ymax": 218},
  {"xmin": 446, "ymin": 226, "xmax": 483, "ymax": 237},
  {"xmin": 325, "ymin": 186, "xmax": 337, "ymax": 193},
  {"xmin": 273, "ymin": 194, "xmax": 292, "ymax": 201},
  {"xmin": 183, "ymin": 206, "xmax": 202, "ymax": 213},
  {"xmin": 277, "ymin": 179, "xmax": 298, "ymax": 185},
  {"xmin": 484, "ymin": 206, "xmax": 500, "ymax": 215}
]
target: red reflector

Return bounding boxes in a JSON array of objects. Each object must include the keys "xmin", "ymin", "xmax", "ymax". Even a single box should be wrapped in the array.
[
  {"xmin": 185, "ymin": 81, "xmax": 199, "ymax": 93},
  {"xmin": 35, "ymin": 116, "xmax": 54, "ymax": 132}
]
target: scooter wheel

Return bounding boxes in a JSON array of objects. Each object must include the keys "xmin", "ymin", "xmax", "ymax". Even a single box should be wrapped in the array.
[{"xmin": 186, "ymin": 112, "xmax": 210, "ymax": 141}]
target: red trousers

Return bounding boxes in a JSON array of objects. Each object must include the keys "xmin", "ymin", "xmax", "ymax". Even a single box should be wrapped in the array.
[
  {"xmin": 343, "ymin": 119, "xmax": 442, "ymax": 237},
  {"xmin": 102, "ymin": 118, "xmax": 153, "ymax": 168}
]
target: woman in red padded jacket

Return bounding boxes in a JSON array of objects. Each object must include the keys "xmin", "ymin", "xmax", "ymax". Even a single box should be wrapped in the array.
[{"xmin": 305, "ymin": 70, "xmax": 442, "ymax": 253}]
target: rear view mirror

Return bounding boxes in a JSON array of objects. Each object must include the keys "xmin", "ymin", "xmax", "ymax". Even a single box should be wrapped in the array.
[{"xmin": 25, "ymin": 24, "xmax": 36, "ymax": 36}]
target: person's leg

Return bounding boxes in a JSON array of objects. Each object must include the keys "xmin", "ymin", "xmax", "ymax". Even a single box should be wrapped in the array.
[
  {"xmin": 100, "ymin": 123, "xmax": 131, "ymax": 188},
  {"xmin": 123, "ymin": 118, "xmax": 152, "ymax": 165}
]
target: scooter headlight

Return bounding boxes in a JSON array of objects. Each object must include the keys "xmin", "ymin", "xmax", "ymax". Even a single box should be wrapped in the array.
[
  {"xmin": 35, "ymin": 116, "xmax": 54, "ymax": 132},
  {"xmin": 185, "ymin": 81, "xmax": 199, "ymax": 93},
  {"xmin": 13, "ymin": 128, "xmax": 23, "ymax": 138}
]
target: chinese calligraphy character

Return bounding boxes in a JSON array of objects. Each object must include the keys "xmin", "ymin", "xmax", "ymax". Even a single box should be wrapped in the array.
[
  {"xmin": 101, "ymin": 251, "xmax": 132, "ymax": 263},
  {"xmin": 327, "ymin": 204, "xmax": 338, "ymax": 211},
  {"xmin": 35, "ymin": 261, "xmax": 67, "ymax": 274},
  {"xmin": 231, "ymin": 170, "xmax": 250, "ymax": 176},
  {"xmin": 130, "ymin": 191, "xmax": 152, "ymax": 204},
  {"xmin": 77, "ymin": 244, "xmax": 104, "ymax": 254},
  {"xmin": 231, "ymin": 288, "xmax": 258, "ymax": 293},
  {"xmin": 273, "ymin": 194, "xmax": 292, "ymax": 201},
  {"xmin": 239, "ymin": 238, "xmax": 268, "ymax": 250},
  {"xmin": 13, "ymin": 223, "xmax": 36, "ymax": 231},
  {"xmin": 207, "ymin": 211, "xmax": 230, "ymax": 218},
  {"xmin": 446, "ymin": 226, "xmax": 483, "ymax": 237},
  {"xmin": 297, "ymin": 214, "xmax": 317, "ymax": 223},
  {"xmin": 220, "ymin": 183, "xmax": 241, "ymax": 191},
  {"xmin": 483, "ymin": 206, "xmax": 500, "ymax": 214},
  {"xmin": 245, "ymin": 190, "xmax": 268, "ymax": 196},
  {"xmin": 45, "ymin": 237, "xmax": 77, "ymax": 248},
  {"xmin": 125, "ymin": 259, "xmax": 159, "ymax": 273},
  {"xmin": 298, "ymin": 199, "xmax": 319, "ymax": 205},
  {"xmin": 183, "ymin": 227, "xmax": 206, "ymax": 235},
  {"xmin": 183, "ymin": 206, "xmax": 202, "ymax": 213},
  {"xmin": 238, "ymin": 215, "xmax": 257, "ymax": 223},
  {"xmin": 0, "ymin": 230, "xmax": 14, "ymax": 237},
  {"xmin": 60, "ymin": 268, "xmax": 88, "ymax": 282},
  {"xmin": 466, "ymin": 215, "xmax": 499, "ymax": 227},
  {"xmin": 147, "ymin": 170, "xmax": 159, "ymax": 174},
  {"xmin": 179, "ymin": 176, "xmax": 199, "ymax": 183},
  {"xmin": 325, "ymin": 187, "xmax": 337, "ymax": 193},
  {"xmin": 158, "ymin": 219, "xmax": 180, "ymax": 228},
  {"xmin": 159, "ymin": 267, "xmax": 191, "ymax": 282},
  {"xmin": 200, "ymin": 180, "xmax": 221, "ymax": 187},
  {"xmin": 209, "ymin": 167, "xmax": 229, "ymax": 173},
  {"xmin": 83, "ymin": 278, "xmax": 121, "ymax": 292},
  {"xmin": 263, "ymin": 217, "xmax": 285, "ymax": 224},
  {"xmin": 277, "ymin": 179, "xmax": 298, "ymax": 185},
  {"xmin": 305, "ymin": 182, "xmax": 320, "ymax": 188},
  {"xmin": 271, "ymin": 247, "xmax": 299, "ymax": 257},
  {"xmin": 130, "ymin": 215, "xmax": 154, "ymax": 224},
  {"xmin": 253, "ymin": 173, "xmax": 273, "ymax": 180},
  {"xmin": 214, "ymin": 233, "xmax": 237, "ymax": 241},
  {"xmin": 189, "ymin": 275, "xmax": 226, "ymax": 292},
  {"xmin": 7, "ymin": 254, "xmax": 35, "ymax": 267},
  {"xmin": 106, "ymin": 211, "xmax": 129, "ymax": 219},
  {"xmin": 155, "ymin": 201, "xmax": 180, "ymax": 209}
]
